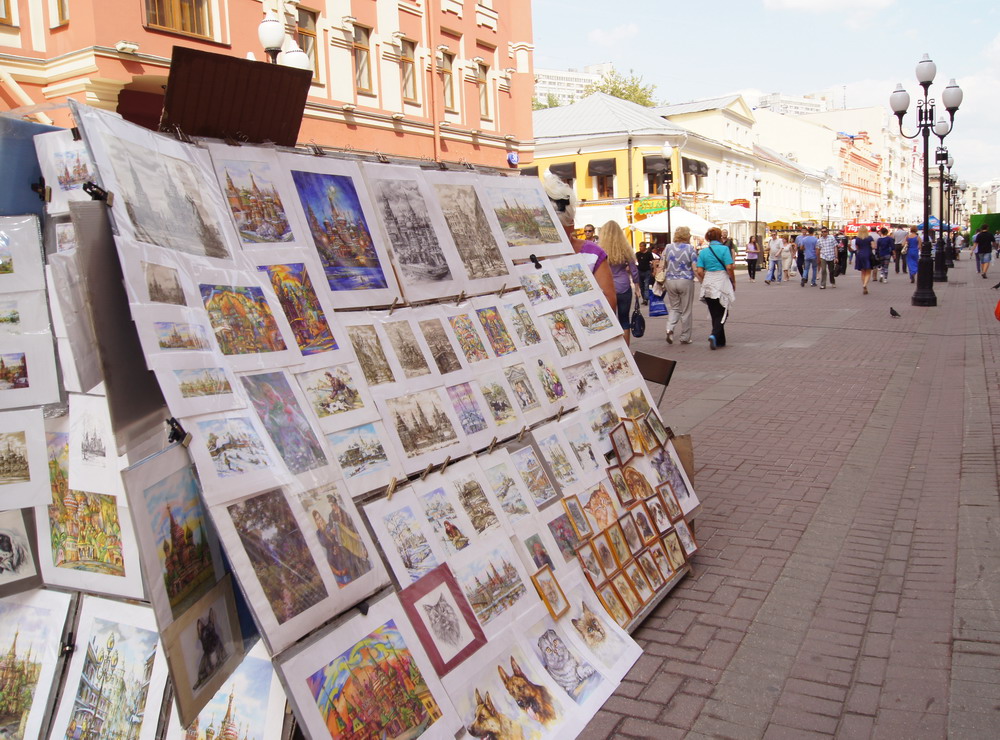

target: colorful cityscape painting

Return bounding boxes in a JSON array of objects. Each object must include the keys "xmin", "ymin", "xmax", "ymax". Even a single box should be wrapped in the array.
[
  {"xmin": 484, "ymin": 186, "xmax": 561, "ymax": 247},
  {"xmin": 452, "ymin": 546, "xmax": 528, "ymax": 627},
  {"xmin": 307, "ymin": 619, "xmax": 442, "ymax": 740},
  {"xmin": 258, "ymin": 263, "xmax": 338, "ymax": 356},
  {"xmin": 200, "ymin": 285, "xmax": 288, "ymax": 356},
  {"xmin": 196, "ymin": 417, "xmax": 272, "ymax": 478},
  {"xmin": 46, "ymin": 432, "xmax": 125, "ymax": 576},
  {"xmin": 154, "ymin": 322, "xmax": 211, "ymax": 352},
  {"xmin": 0, "ymin": 352, "xmax": 28, "ymax": 390},
  {"xmin": 173, "ymin": 367, "xmax": 232, "ymax": 399},
  {"xmin": 291, "ymin": 170, "xmax": 388, "ymax": 291},
  {"xmin": 175, "ymin": 651, "xmax": 277, "ymax": 740},
  {"xmin": 240, "ymin": 372, "xmax": 328, "ymax": 476},
  {"xmin": 218, "ymin": 160, "xmax": 294, "ymax": 243},
  {"xmin": 0, "ymin": 430, "xmax": 30, "ymax": 485},
  {"xmin": 0, "ymin": 601, "xmax": 62, "ymax": 739}
]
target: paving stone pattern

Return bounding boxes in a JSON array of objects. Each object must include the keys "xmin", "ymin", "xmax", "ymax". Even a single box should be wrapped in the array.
[{"xmin": 582, "ymin": 262, "xmax": 1000, "ymax": 739}]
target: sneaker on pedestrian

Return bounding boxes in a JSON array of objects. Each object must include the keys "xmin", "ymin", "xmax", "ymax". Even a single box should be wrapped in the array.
[
  {"xmin": 820, "ymin": 286, "xmax": 826, "ymax": 289},
  {"xmin": 708, "ymin": 335, "xmax": 717, "ymax": 350},
  {"xmin": 666, "ymin": 330, "xmax": 673, "ymax": 345}
]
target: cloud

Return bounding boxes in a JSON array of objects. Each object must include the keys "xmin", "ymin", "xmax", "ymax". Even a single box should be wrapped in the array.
[
  {"xmin": 587, "ymin": 24, "xmax": 639, "ymax": 48},
  {"xmin": 763, "ymin": 0, "xmax": 893, "ymax": 9}
]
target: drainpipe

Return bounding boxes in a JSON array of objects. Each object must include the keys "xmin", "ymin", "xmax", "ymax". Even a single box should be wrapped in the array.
[{"xmin": 426, "ymin": 0, "xmax": 440, "ymax": 162}]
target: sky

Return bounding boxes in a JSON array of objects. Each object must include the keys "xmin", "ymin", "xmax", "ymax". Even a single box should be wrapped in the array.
[{"xmin": 531, "ymin": 0, "xmax": 1000, "ymax": 186}]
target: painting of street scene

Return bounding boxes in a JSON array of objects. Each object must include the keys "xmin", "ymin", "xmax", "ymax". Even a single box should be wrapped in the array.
[
  {"xmin": 46, "ymin": 431, "xmax": 125, "ymax": 576},
  {"xmin": 479, "ymin": 379, "xmax": 517, "ymax": 426},
  {"xmin": 573, "ymin": 299, "xmax": 616, "ymax": 335},
  {"xmin": 200, "ymin": 284, "xmax": 288, "ymax": 356},
  {"xmin": 0, "ymin": 431, "xmax": 30, "ymax": 485},
  {"xmin": 143, "ymin": 262, "xmax": 186, "ymax": 305},
  {"xmin": 141, "ymin": 465, "xmax": 214, "ymax": 618},
  {"xmin": 307, "ymin": 619, "xmax": 442, "ymax": 739},
  {"xmin": 100, "ymin": 133, "xmax": 229, "ymax": 259},
  {"xmin": 453, "ymin": 545, "xmax": 528, "ymax": 627},
  {"xmin": 241, "ymin": 372, "xmax": 328, "ymax": 476},
  {"xmin": 484, "ymin": 186, "xmax": 561, "ymax": 247},
  {"xmin": 452, "ymin": 473, "xmax": 499, "ymax": 535},
  {"xmin": 63, "ymin": 617, "xmax": 159, "ymax": 740},
  {"xmin": 0, "ymin": 600, "xmax": 64, "ymax": 739},
  {"xmin": 298, "ymin": 365, "xmax": 365, "ymax": 419},
  {"xmin": 446, "ymin": 382, "xmax": 488, "ymax": 436},
  {"xmin": 346, "ymin": 325, "xmax": 396, "ymax": 386},
  {"xmin": 381, "ymin": 505, "xmax": 439, "ymax": 582},
  {"xmin": 433, "ymin": 183, "xmax": 509, "ymax": 279},
  {"xmin": 417, "ymin": 318, "xmax": 462, "ymax": 375},
  {"xmin": 505, "ymin": 301, "xmax": 542, "ymax": 346},
  {"xmin": 227, "ymin": 489, "xmax": 327, "ymax": 624},
  {"xmin": 173, "ymin": 367, "xmax": 233, "ymax": 399},
  {"xmin": 385, "ymin": 391, "xmax": 459, "ymax": 459},
  {"xmin": 371, "ymin": 178, "xmax": 451, "ymax": 284},
  {"xmin": 326, "ymin": 423, "xmax": 390, "ymax": 481},
  {"xmin": 296, "ymin": 482, "xmax": 373, "ymax": 588},
  {"xmin": 258, "ymin": 263, "xmax": 338, "ymax": 356},
  {"xmin": 196, "ymin": 417, "xmax": 272, "ymax": 478},
  {"xmin": 510, "ymin": 446, "xmax": 559, "ymax": 508},
  {"xmin": 556, "ymin": 263, "xmax": 593, "ymax": 296},
  {"xmin": 447, "ymin": 314, "xmax": 489, "ymax": 364},
  {"xmin": 291, "ymin": 169, "xmax": 388, "ymax": 291},
  {"xmin": 155, "ymin": 322, "xmax": 211, "ymax": 352},
  {"xmin": 0, "ymin": 352, "xmax": 28, "ymax": 390},
  {"xmin": 481, "ymin": 460, "xmax": 531, "ymax": 523},
  {"xmin": 418, "ymin": 486, "xmax": 470, "ymax": 555},
  {"xmin": 218, "ymin": 160, "xmax": 294, "ymax": 243}
]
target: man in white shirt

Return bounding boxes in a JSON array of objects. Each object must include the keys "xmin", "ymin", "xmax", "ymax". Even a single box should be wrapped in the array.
[
  {"xmin": 764, "ymin": 230, "xmax": 785, "ymax": 284},
  {"xmin": 891, "ymin": 226, "xmax": 907, "ymax": 273}
]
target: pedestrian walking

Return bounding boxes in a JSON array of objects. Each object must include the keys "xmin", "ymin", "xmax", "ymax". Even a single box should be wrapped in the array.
[
  {"xmin": 661, "ymin": 226, "xmax": 698, "ymax": 345},
  {"xmin": 799, "ymin": 227, "xmax": 819, "ymax": 287},
  {"xmin": 876, "ymin": 228, "xmax": 894, "ymax": 283},
  {"xmin": 765, "ymin": 230, "xmax": 785, "ymax": 284},
  {"xmin": 783, "ymin": 236, "xmax": 795, "ymax": 281},
  {"xmin": 600, "ymin": 221, "xmax": 640, "ymax": 345},
  {"xmin": 746, "ymin": 235, "xmax": 760, "ymax": 282},
  {"xmin": 635, "ymin": 242, "xmax": 656, "ymax": 304},
  {"xmin": 836, "ymin": 230, "xmax": 849, "ymax": 275},
  {"xmin": 974, "ymin": 224, "xmax": 995, "ymax": 279},
  {"xmin": 905, "ymin": 226, "xmax": 919, "ymax": 281},
  {"xmin": 853, "ymin": 225, "xmax": 876, "ymax": 294},
  {"xmin": 721, "ymin": 229, "xmax": 738, "ymax": 261},
  {"xmin": 817, "ymin": 227, "xmax": 838, "ymax": 288},
  {"xmin": 892, "ymin": 225, "xmax": 907, "ymax": 274},
  {"xmin": 794, "ymin": 227, "xmax": 807, "ymax": 278},
  {"xmin": 696, "ymin": 227, "xmax": 736, "ymax": 349}
]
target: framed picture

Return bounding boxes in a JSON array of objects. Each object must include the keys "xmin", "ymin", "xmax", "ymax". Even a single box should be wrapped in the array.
[
  {"xmin": 645, "ymin": 492, "xmax": 673, "ymax": 534},
  {"xmin": 633, "ymin": 501, "xmax": 660, "ymax": 545},
  {"xmin": 597, "ymin": 582, "xmax": 631, "ymax": 627},
  {"xmin": 621, "ymin": 418, "xmax": 645, "ymax": 456},
  {"xmin": 634, "ymin": 415, "xmax": 660, "ymax": 453},
  {"xmin": 606, "ymin": 464, "xmax": 634, "ymax": 508},
  {"xmin": 610, "ymin": 571, "xmax": 642, "ymax": 617},
  {"xmin": 644, "ymin": 408, "xmax": 669, "ymax": 447},
  {"xmin": 561, "ymin": 494, "xmax": 592, "ymax": 539},
  {"xmin": 624, "ymin": 559, "xmax": 655, "ymax": 604},
  {"xmin": 0, "ymin": 508, "xmax": 41, "ymax": 595},
  {"xmin": 576, "ymin": 540, "xmax": 606, "ymax": 588},
  {"xmin": 531, "ymin": 564, "xmax": 569, "ymax": 619},
  {"xmin": 399, "ymin": 563, "xmax": 488, "ymax": 677},
  {"xmin": 618, "ymin": 511, "xmax": 643, "ymax": 556},
  {"xmin": 673, "ymin": 518, "xmax": 699, "ymax": 557},
  {"xmin": 591, "ymin": 535, "xmax": 618, "ymax": 579},
  {"xmin": 609, "ymin": 421, "xmax": 635, "ymax": 466},
  {"xmin": 637, "ymin": 549, "xmax": 666, "ymax": 591},
  {"xmin": 658, "ymin": 481, "xmax": 685, "ymax": 522},
  {"xmin": 579, "ymin": 480, "xmax": 618, "ymax": 531},
  {"xmin": 604, "ymin": 523, "xmax": 630, "ymax": 568},
  {"xmin": 622, "ymin": 462, "xmax": 656, "ymax": 501},
  {"xmin": 662, "ymin": 530, "xmax": 687, "ymax": 571},
  {"xmin": 647, "ymin": 541, "xmax": 676, "ymax": 582}
]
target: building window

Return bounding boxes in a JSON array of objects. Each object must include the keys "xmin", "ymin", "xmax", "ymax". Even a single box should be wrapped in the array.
[
  {"xmin": 441, "ymin": 52, "xmax": 456, "ymax": 111},
  {"xmin": 145, "ymin": 0, "xmax": 212, "ymax": 38},
  {"xmin": 353, "ymin": 25, "xmax": 372, "ymax": 93},
  {"xmin": 297, "ymin": 9, "xmax": 318, "ymax": 76},
  {"xmin": 596, "ymin": 175, "xmax": 614, "ymax": 199},
  {"xmin": 401, "ymin": 40, "xmax": 417, "ymax": 102},
  {"xmin": 0, "ymin": 0, "xmax": 12, "ymax": 25},
  {"xmin": 56, "ymin": 0, "xmax": 69, "ymax": 24},
  {"xmin": 477, "ymin": 63, "xmax": 490, "ymax": 120}
]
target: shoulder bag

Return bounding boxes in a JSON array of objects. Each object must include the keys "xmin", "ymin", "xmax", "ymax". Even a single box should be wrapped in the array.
[{"xmin": 630, "ymin": 295, "xmax": 646, "ymax": 337}]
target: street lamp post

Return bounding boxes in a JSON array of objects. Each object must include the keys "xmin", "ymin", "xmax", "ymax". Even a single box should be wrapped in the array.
[
  {"xmin": 944, "ymin": 157, "xmax": 955, "ymax": 267},
  {"xmin": 662, "ymin": 144, "xmax": 674, "ymax": 245},
  {"xmin": 889, "ymin": 54, "xmax": 962, "ymax": 306},
  {"xmin": 753, "ymin": 172, "xmax": 762, "ymax": 252},
  {"xmin": 258, "ymin": 12, "xmax": 285, "ymax": 64},
  {"xmin": 825, "ymin": 197, "xmax": 831, "ymax": 228}
]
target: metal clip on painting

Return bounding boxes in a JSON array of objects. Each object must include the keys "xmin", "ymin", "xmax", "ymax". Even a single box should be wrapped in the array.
[
  {"xmin": 529, "ymin": 254, "xmax": 543, "ymax": 270},
  {"xmin": 166, "ymin": 417, "xmax": 191, "ymax": 447},
  {"xmin": 375, "ymin": 151, "xmax": 390, "ymax": 164},
  {"xmin": 70, "ymin": 127, "xmax": 81, "ymax": 141},
  {"xmin": 171, "ymin": 124, "xmax": 193, "ymax": 144},
  {"xmin": 437, "ymin": 160, "xmax": 448, "ymax": 170},
  {"xmin": 222, "ymin": 133, "xmax": 242, "ymax": 147},
  {"xmin": 60, "ymin": 634, "xmax": 75, "ymax": 657},
  {"xmin": 385, "ymin": 477, "xmax": 399, "ymax": 500},
  {"xmin": 664, "ymin": 425, "xmax": 676, "ymax": 440},
  {"xmin": 82, "ymin": 182, "xmax": 113, "ymax": 207},
  {"xmin": 356, "ymin": 599, "xmax": 370, "ymax": 617},
  {"xmin": 30, "ymin": 177, "xmax": 51, "ymax": 203}
]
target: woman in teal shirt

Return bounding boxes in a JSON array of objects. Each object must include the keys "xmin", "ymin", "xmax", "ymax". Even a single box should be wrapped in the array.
[{"xmin": 695, "ymin": 227, "xmax": 736, "ymax": 349}]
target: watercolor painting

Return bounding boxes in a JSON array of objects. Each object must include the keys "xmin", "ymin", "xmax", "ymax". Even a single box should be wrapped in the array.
[
  {"xmin": 504, "ymin": 365, "xmax": 540, "ymax": 413},
  {"xmin": 298, "ymin": 365, "xmax": 365, "ymax": 419},
  {"xmin": 481, "ymin": 459, "xmax": 531, "ymax": 524},
  {"xmin": 510, "ymin": 447, "xmax": 559, "ymax": 508},
  {"xmin": 0, "ymin": 352, "xmax": 28, "ymax": 390},
  {"xmin": 546, "ymin": 513, "xmax": 581, "ymax": 564},
  {"xmin": 227, "ymin": 489, "xmax": 327, "ymax": 624},
  {"xmin": 219, "ymin": 160, "xmax": 294, "ymax": 243},
  {"xmin": 453, "ymin": 546, "xmax": 528, "ymax": 627},
  {"xmin": 534, "ymin": 357, "xmax": 568, "ymax": 404},
  {"xmin": 326, "ymin": 423, "xmax": 390, "ymax": 480},
  {"xmin": 0, "ymin": 300, "xmax": 19, "ymax": 330},
  {"xmin": 418, "ymin": 486, "xmax": 471, "ymax": 555},
  {"xmin": 452, "ymin": 472, "xmax": 499, "ymax": 535},
  {"xmin": 46, "ymin": 432, "xmax": 125, "ymax": 576},
  {"xmin": 621, "ymin": 388, "xmax": 651, "ymax": 420},
  {"xmin": 475, "ymin": 307, "xmax": 516, "ymax": 357},
  {"xmin": 505, "ymin": 301, "xmax": 542, "ymax": 347},
  {"xmin": 307, "ymin": 620, "xmax": 442, "ymax": 739},
  {"xmin": 196, "ymin": 417, "xmax": 272, "ymax": 478},
  {"xmin": 447, "ymin": 313, "xmax": 489, "ymax": 364},
  {"xmin": 143, "ymin": 262, "xmax": 186, "ymax": 305},
  {"xmin": 563, "ymin": 361, "xmax": 603, "ymax": 400},
  {"xmin": 0, "ymin": 238, "xmax": 10, "ymax": 275},
  {"xmin": 0, "ymin": 431, "xmax": 30, "ymax": 486},
  {"xmin": 485, "ymin": 186, "xmax": 561, "ymax": 247},
  {"xmin": 385, "ymin": 391, "xmax": 459, "ymax": 459},
  {"xmin": 173, "ymin": 367, "xmax": 232, "ymax": 399},
  {"xmin": 154, "ymin": 322, "xmax": 211, "ymax": 351},
  {"xmin": 54, "ymin": 147, "xmax": 92, "ymax": 191},
  {"xmin": 258, "ymin": 263, "xmax": 338, "ymax": 356},
  {"xmin": 573, "ymin": 299, "xmax": 615, "ymax": 335},
  {"xmin": 433, "ymin": 183, "xmax": 509, "ymax": 278},
  {"xmin": 382, "ymin": 505, "xmax": 440, "ymax": 582},
  {"xmin": 417, "ymin": 318, "xmax": 462, "ymax": 374},
  {"xmin": 518, "ymin": 273, "xmax": 560, "ymax": 306},
  {"xmin": 587, "ymin": 402, "xmax": 619, "ymax": 443},
  {"xmin": 200, "ymin": 284, "xmax": 287, "ymax": 356},
  {"xmin": 241, "ymin": 371, "xmax": 328, "ymax": 476},
  {"xmin": 371, "ymin": 179, "xmax": 451, "ymax": 284},
  {"xmin": 565, "ymin": 423, "xmax": 600, "ymax": 473},
  {"xmin": 597, "ymin": 348, "xmax": 634, "ymax": 386},
  {"xmin": 446, "ymin": 382, "xmax": 488, "ymax": 436},
  {"xmin": 541, "ymin": 309, "xmax": 582, "ymax": 357},
  {"xmin": 526, "ymin": 622, "xmax": 603, "ymax": 704},
  {"xmin": 346, "ymin": 325, "xmax": 396, "ymax": 386},
  {"xmin": 536, "ymin": 434, "xmax": 578, "ymax": 489},
  {"xmin": 525, "ymin": 533, "xmax": 556, "ymax": 570},
  {"xmin": 0, "ymin": 510, "xmax": 35, "ymax": 585},
  {"xmin": 296, "ymin": 482, "xmax": 373, "ymax": 587},
  {"xmin": 480, "ymin": 378, "xmax": 517, "ymax": 426},
  {"xmin": 383, "ymin": 320, "xmax": 431, "ymax": 379},
  {"xmin": 580, "ymin": 482, "xmax": 617, "ymax": 530},
  {"xmin": 555, "ymin": 263, "xmax": 593, "ymax": 296},
  {"xmin": 291, "ymin": 169, "xmax": 388, "ymax": 290},
  {"xmin": 141, "ymin": 465, "xmax": 214, "ymax": 618}
]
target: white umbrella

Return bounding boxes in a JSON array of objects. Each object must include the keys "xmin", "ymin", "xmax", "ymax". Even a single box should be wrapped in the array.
[{"xmin": 635, "ymin": 207, "xmax": 718, "ymax": 235}]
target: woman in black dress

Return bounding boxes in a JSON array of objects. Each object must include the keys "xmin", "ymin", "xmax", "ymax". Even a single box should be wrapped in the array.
[{"xmin": 852, "ymin": 225, "xmax": 876, "ymax": 294}]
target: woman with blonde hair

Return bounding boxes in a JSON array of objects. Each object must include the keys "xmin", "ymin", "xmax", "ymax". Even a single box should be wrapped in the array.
[
  {"xmin": 659, "ymin": 225, "xmax": 698, "ymax": 344},
  {"xmin": 852, "ymin": 225, "xmax": 876, "ymax": 294},
  {"xmin": 599, "ymin": 221, "xmax": 639, "ymax": 345}
]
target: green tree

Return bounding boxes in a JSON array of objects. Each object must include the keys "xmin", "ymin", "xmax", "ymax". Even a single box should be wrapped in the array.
[
  {"xmin": 532, "ymin": 93, "xmax": 562, "ymax": 110},
  {"xmin": 583, "ymin": 69, "xmax": 658, "ymax": 107}
]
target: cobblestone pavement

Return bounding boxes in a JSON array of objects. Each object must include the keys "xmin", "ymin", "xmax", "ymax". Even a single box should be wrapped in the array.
[{"xmin": 582, "ymin": 259, "xmax": 1000, "ymax": 739}]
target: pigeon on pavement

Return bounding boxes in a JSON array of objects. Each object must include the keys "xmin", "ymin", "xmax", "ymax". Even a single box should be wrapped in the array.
[{"xmin": 890, "ymin": 307, "xmax": 901, "ymax": 318}]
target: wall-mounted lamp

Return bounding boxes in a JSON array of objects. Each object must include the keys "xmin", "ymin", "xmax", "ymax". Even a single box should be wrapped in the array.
[
  {"xmin": 436, "ymin": 44, "xmax": 450, "ymax": 52},
  {"xmin": 391, "ymin": 31, "xmax": 406, "ymax": 44},
  {"xmin": 472, "ymin": 56, "xmax": 486, "ymax": 65},
  {"xmin": 503, "ymin": 68, "xmax": 516, "ymax": 76},
  {"xmin": 504, "ymin": 134, "xmax": 516, "ymax": 142},
  {"xmin": 115, "ymin": 40, "xmax": 140, "ymax": 54},
  {"xmin": 391, "ymin": 112, "xmax": 405, "ymax": 121},
  {"xmin": 342, "ymin": 103, "xmax": 357, "ymax": 112},
  {"xmin": 258, "ymin": 12, "xmax": 285, "ymax": 64},
  {"xmin": 341, "ymin": 16, "xmax": 357, "ymax": 30}
]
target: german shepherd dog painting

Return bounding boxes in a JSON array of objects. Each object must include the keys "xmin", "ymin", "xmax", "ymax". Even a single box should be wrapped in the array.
[
  {"xmin": 498, "ymin": 656, "xmax": 558, "ymax": 725},
  {"xmin": 468, "ymin": 688, "xmax": 525, "ymax": 740}
]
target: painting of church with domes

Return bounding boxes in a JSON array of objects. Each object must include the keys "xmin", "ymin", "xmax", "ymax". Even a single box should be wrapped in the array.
[{"xmin": 217, "ymin": 160, "xmax": 294, "ymax": 244}]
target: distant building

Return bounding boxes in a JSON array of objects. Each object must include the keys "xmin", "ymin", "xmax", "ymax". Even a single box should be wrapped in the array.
[
  {"xmin": 757, "ymin": 92, "xmax": 828, "ymax": 117},
  {"xmin": 533, "ymin": 63, "xmax": 613, "ymax": 107}
]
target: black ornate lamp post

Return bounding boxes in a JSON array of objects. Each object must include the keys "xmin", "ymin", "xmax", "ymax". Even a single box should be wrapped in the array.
[
  {"xmin": 753, "ymin": 172, "xmax": 761, "ymax": 248},
  {"xmin": 662, "ymin": 144, "xmax": 674, "ymax": 244},
  {"xmin": 825, "ymin": 197, "xmax": 831, "ymax": 228},
  {"xmin": 889, "ymin": 54, "xmax": 962, "ymax": 306}
]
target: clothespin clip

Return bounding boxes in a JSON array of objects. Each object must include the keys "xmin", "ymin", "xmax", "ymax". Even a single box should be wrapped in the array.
[
  {"xmin": 529, "ymin": 254, "xmax": 543, "ymax": 270},
  {"xmin": 357, "ymin": 599, "xmax": 370, "ymax": 616},
  {"xmin": 487, "ymin": 437, "xmax": 498, "ymax": 454},
  {"xmin": 70, "ymin": 127, "xmax": 81, "ymax": 141},
  {"xmin": 420, "ymin": 463, "xmax": 435, "ymax": 481},
  {"xmin": 556, "ymin": 406, "xmax": 565, "ymax": 422},
  {"xmin": 496, "ymin": 283, "xmax": 507, "ymax": 298},
  {"xmin": 455, "ymin": 290, "xmax": 466, "ymax": 305},
  {"xmin": 385, "ymin": 477, "xmax": 399, "ymax": 500},
  {"xmin": 437, "ymin": 160, "xmax": 448, "ymax": 170},
  {"xmin": 166, "ymin": 417, "xmax": 191, "ymax": 447},
  {"xmin": 60, "ymin": 633, "xmax": 75, "ymax": 656},
  {"xmin": 308, "ymin": 140, "xmax": 326, "ymax": 156},
  {"xmin": 517, "ymin": 426, "xmax": 528, "ymax": 442},
  {"xmin": 388, "ymin": 296, "xmax": 399, "ymax": 316},
  {"xmin": 82, "ymin": 182, "xmax": 114, "ymax": 207},
  {"xmin": 375, "ymin": 151, "xmax": 390, "ymax": 164},
  {"xmin": 439, "ymin": 456, "xmax": 451, "ymax": 472}
]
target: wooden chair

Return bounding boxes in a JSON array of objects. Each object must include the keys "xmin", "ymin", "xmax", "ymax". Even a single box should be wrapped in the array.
[{"xmin": 632, "ymin": 351, "xmax": 676, "ymax": 407}]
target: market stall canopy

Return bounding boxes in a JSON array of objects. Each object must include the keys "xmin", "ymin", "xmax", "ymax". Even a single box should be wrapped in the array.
[
  {"xmin": 588, "ymin": 158, "xmax": 617, "ymax": 176},
  {"xmin": 636, "ymin": 207, "xmax": 718, "ymax": 235},
  {"xmin": 548, "ymin": 162, "xmax": 577, "ymax": 180}
]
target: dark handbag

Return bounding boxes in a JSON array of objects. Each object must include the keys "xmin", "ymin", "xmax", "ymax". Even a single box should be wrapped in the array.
[{"xmin": 630, "ymin": 296, "xmax": 646, "ymax": 337}]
